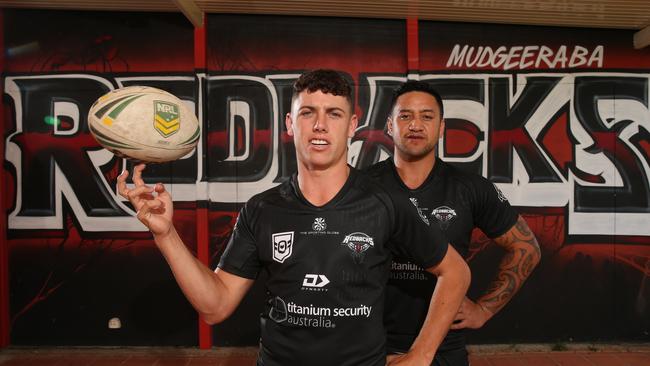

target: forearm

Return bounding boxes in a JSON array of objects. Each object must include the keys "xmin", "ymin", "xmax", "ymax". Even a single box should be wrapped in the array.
[
  {"xmin": 478, "ymin": 217, "xmax": 541, "ymax": 316},
  {"xmin": 410, "ymin": 247, "xmax": 471, "ymax": 363},
  {"xmin": 154, "ymin": 227, "xmax": 229, "ymax": 322}
]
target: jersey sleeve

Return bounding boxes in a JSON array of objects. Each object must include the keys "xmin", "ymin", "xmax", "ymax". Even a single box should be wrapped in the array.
[
  {"xmin": 387, "ymin": 190, "xmax": 449, "ymax": 269},
  {"xmin": 217, "ymin": 203, "xmax": 262, "ymax": 279},
  {"xmin": 472, "ymin": 177, "xmax": 519, "ymax": 238}
]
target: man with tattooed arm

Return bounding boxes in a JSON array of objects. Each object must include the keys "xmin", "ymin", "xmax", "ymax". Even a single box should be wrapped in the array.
[{"xmin": 366, "ymin": 80, "xmax": 541, "ymax": 366}]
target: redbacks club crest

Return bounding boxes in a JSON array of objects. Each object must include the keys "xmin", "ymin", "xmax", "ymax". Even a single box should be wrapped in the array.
[
  {"xmin": 341, "ymin": 232, "xmax": 374, "ymax": 263},
  {"xmin": 272, "ymin": 231, "xmax": 294, "ymax": 263},
  {"xmin": 431, "ymin": 206, "xmax": 457, "ymax": 230},
  {"xmin": 154, "ymin": 100, "xmax": 180, "ymax": 138}
]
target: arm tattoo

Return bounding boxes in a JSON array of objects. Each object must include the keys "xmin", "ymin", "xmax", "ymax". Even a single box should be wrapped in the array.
[{"xmin": 479, "ymin": 216, "xmax": 541, "ymax": 315}]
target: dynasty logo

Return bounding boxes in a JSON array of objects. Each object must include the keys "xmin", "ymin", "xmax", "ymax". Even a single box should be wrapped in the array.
[{"xmin": 302, "ymin": 274, "xmax": 330, "ymax": 292}]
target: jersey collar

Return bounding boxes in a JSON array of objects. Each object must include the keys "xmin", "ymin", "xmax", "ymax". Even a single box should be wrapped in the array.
[
  {"xmin": 289, "ymin": 165, "xmax": 358, "ymax": 210},
  {"xmin": 388, "ymin": 157, "xmax": 444, "ymax": 192}
]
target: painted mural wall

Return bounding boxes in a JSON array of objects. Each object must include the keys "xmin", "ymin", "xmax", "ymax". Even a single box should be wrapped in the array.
[{"xmin": 2, "ymin": 9, "xmax": 650, "ymax": 346}]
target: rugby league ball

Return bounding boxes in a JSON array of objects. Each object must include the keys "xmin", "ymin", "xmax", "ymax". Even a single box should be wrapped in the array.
[{"xmin": 88, "ymin": 86, "xmax": 200, "ymax": 163}]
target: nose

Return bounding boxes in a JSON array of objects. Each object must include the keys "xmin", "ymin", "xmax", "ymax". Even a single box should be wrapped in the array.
[
  {"xmin": 313, "ymin": 112, "xmax": 328, "ymax": 132},
  {"xmin": 408, "ymin": 118, "xmax": 424, "ymax": 131}
]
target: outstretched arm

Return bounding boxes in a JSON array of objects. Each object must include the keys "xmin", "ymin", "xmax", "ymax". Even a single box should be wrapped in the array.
[
  {"xmin": 118, "ymin": 164, "xmax": 254, "ymax": 324},
  {"xmin": 451, "ymin": 216, "xmax": 540, "ymax": 330},
  {"xmin": 388, "ymin": 244, "xmax": 471, "ymax": 365}
]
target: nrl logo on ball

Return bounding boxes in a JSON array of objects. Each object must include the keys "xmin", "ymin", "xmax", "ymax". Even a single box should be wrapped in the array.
[{"xmin": 154, "ymin": 100, "xmax": 180, "ymax": 138}]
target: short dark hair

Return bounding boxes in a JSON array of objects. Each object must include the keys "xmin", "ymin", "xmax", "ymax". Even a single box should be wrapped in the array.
[
  {"xmin": 389, "ymin": 80, "xmax": 444, "ymax": 119},
  {"xmin": 292, "ymin": 69, "xmax": 353, "ymax": 108}
]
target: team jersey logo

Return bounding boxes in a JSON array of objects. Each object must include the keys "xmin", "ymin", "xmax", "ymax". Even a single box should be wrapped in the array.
[
  {"xmin": 492, "ymin": 183, "xmax": 509, "ymax": 202},
  {"xmin": 432, "ymin": 206, "xmax": 457, "ymax": 230},
  {"xmin": 341, "ymin": 232, "xmax": 374, "ymax": 263},
  {"xmin": 312, "ymin": 217, "xmax": 327, "ymax": 231},
  {"xmin": 409, "ymin": 198, "xmax": 430, "ymax": 225},
  {"xmin": 272, "ymin": 231, "xmax": 294, "ymax": 263}
]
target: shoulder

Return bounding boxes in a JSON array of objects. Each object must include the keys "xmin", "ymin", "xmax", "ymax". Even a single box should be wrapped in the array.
[
  {"xmin": 352, "ymin": 167, "xmax": 395, "ymax": 210},
  {"xmin": 244, "ymin": 180, "xmax": 293, "ymax": 214},
  {"xmin": 354, "ymin": 167, "xmax": 391, "ymax": 196},
  {"xmin": 439, "ymin": 160, "xmax": 493, "ymax": 192},
  {"xmin": 354, "ymin": 168, "xmax": 419, "ymax": 223},
  {"xmin": 363, "ymin": 159, "xmax": 393, "ymax": 180}
]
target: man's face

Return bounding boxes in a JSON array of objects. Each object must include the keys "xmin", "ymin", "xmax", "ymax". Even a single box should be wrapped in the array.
[
  {"xmin": 387, "ymin": 91, "xmax": 444, "ymax": 161},
  {"xmin": 286, "ymin": 90, "xmax": 357, "ymax": 170}
]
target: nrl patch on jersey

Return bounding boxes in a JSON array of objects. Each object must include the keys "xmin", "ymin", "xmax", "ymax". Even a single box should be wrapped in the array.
[{"xmin": 272, "ymin": 231, "xmax": 294, "ymax": 263}]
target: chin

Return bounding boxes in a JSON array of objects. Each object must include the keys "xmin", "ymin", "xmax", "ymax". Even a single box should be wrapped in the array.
[{"xmin": 398, "ymin": 146, "xmax": 434, "ymax": 160}]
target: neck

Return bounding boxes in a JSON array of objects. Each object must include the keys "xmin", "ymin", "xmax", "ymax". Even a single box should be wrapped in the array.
[
  {"xmin": 296, "ymin": 160, "xmax": 350, "ymax": 207},
  {"xmin": 393, "ymin": 151, "xmax": 437, "ymax": 189}
]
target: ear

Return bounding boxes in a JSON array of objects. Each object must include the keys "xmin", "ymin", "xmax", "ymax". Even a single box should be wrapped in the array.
[
  {"xmin": 285, "ymin": 113, "xmax": 294, "ymax": 137},
  {"xmin": 347, "ymin": 114, "xmax": 358, "ymax": 138},
  {"xmin": 386, "ymin": 117, "xmax": 394, "ymax": 136},
  {"xmin": 439, "ymin": 118, "xmax": 445, "ymax": 139}
]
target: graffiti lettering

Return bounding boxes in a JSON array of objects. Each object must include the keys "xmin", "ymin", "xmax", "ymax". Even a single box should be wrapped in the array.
[
  {"xmin": 3, "ymin": 72, "xmax": 649, "ymax": 236},
  {"xmin": 446, "ymin": 45, "xmax": 604, "ymax": 70}
]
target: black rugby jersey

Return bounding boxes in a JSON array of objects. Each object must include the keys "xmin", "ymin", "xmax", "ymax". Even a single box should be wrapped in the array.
[
  {"xmin": 218, "ymin": 167, "xmax": 448, "ymax": 366},
  {"xmin": 365, "ymin": 158, "xmax": 518, "ymax": 353}
]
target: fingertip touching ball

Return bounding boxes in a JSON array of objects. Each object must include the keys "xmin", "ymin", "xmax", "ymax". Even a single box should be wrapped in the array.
[{"xmin": 88, "ymin": 86, "xmax": 200, "ymax": 163}]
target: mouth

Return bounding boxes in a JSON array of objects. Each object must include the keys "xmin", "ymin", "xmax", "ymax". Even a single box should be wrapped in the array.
[
  {"xmin": 405, "ymin": 134, "xmax": 425, "ymax": 140},
  {"xmin": 310, "ymin": 138, "xmax": 329, "ymax": 146}
]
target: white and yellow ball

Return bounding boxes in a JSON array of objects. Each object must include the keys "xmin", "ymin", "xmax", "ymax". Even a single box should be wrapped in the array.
[{"xmin": 88, "ymin": 86, "xmax": 200, "ymax": 163}]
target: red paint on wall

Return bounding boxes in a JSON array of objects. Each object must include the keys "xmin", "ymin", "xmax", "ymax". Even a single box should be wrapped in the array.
[
  {"xmin": 194, "ymin": 15, "xmax": 207, "ymax": 70},
  {"xmin": 407, "ymin": 18, "xmax": 419, "ymax": 72},
  {"xmin": 196, "ymin": 16, "xmax": 212, "ymax": 349}
]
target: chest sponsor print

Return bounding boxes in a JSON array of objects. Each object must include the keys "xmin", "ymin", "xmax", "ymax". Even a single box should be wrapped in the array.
[
  {"xmin": 267, "ymin": 296, "xmax": 372, "ymax": 329},
  {"xmin": 390, "ymin": 261, "xmax": 429, "ymax": 281},
  {"xmin": 300, "ymin": 217, "xmax": 339, "ymax": 236},
  {"xmin": 312, "ymin": 217, "xmax": 326, "ymax": 231}
]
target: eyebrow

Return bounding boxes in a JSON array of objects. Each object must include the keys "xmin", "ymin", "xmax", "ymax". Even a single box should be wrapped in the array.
[
  {"xmin": 397, "ymin": 108, "xmax": 435, "ymax": 113},
  {"xmin": 326, "ymin": 107, "xmax": 345, "ymax": 113},
  {"xmin": 299, "ymin": 105, "xmax": 346, "ymax": 113}
]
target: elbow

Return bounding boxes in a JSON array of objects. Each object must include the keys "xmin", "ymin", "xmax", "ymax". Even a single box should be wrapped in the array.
[
  {"xmin": 201, "ymin": 312, "xmax": 227, "ymax": 325},
  {"xmin": 200, "ymin": 307, "xmax": 232, "ymax": 325}
]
